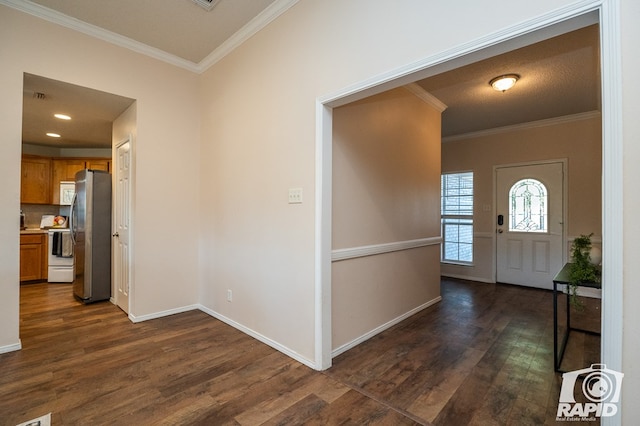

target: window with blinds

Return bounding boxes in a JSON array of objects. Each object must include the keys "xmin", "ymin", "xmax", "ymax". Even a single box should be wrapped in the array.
[{"xmin": 441, "ymin": 172, "xmax": 474, "ymax": 264}]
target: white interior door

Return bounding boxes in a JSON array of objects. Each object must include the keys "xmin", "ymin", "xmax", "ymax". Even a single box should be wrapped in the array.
[
  {"xmin": 114, "ymin": 138, "xmax": 131, "ymax": 313},
  {"xmin": 496, "ymin": 162, "xmax": 565, "ymax": 289}
]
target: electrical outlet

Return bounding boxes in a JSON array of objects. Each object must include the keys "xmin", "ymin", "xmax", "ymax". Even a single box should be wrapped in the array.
[
  {"xmin": 227, "ymin": 289, "xmax": 232, "ymax": 302},
  {"xmin": 288, "ymin": 187, "xmax": 303, "ymax": 204}
]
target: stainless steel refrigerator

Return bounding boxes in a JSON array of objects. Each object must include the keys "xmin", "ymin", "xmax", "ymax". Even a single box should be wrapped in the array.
[{"xmin": 70, "ymin": 169, "xmax": 112, "ymax": 303}]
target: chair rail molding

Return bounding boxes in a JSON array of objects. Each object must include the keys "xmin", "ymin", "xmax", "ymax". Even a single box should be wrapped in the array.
[{"xmin": 332, "ymin": 236, "xmax": 442, "ymax": 262}]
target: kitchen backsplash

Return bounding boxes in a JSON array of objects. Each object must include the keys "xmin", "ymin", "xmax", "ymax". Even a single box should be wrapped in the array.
[{"xmin": 21, "ymin": 204, "xmax": 71, "ymax": 228}]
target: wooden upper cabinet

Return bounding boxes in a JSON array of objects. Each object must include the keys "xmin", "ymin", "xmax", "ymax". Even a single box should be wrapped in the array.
[
  {"xmin": 21, "ymin": 156, "xmax": 51, "ymax": 204},
  {"xmin": 22, "ymin": 155, "xmax": 111, "ymax": 205},
  {"xmin": 53, "ymin": 159, "xmax": 86, "ymax": 181},
  {"xmin": 51, "ymin": 159, "xmax": 86, "ymax": 204},
  {"xmin": 86, "ymin": 159, "xmax": 111, "ymax": 172}
]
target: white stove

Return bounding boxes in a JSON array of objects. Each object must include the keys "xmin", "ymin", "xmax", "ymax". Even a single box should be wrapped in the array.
[{"xmin": 48, "ymin": 229, "xmax": 74, "ymax": 283}]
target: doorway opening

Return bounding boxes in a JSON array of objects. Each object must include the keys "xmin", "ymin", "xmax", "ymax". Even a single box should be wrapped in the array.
[
  {"xmin": 19, "ymin": 73, "xmax": 136, "ymax": 332},
  {"xmin": 316, "ymin": 2, "xmax": 621, "ymax": 378}
]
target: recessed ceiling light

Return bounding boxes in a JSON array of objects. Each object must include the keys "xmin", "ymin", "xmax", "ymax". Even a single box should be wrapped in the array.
[
  {"xmin": 490, "ymin": 74, "xmax": 520, "ymax": 92},
  {"xmin": 46, "ymin": 133, "xmax": 61, "ymax": 138},
  {"xmin": 54, "ymin": 113, "xmax": 71, "ymax": 120}
]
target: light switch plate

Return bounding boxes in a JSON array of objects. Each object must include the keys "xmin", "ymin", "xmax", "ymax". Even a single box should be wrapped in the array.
[{"xmin": 288, "ymin": 188, "xmax": 303, "ymax": 204}]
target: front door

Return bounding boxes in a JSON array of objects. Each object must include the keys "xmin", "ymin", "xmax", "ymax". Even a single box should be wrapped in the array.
[
  {"xmin": 496, "ymin": 161, "xmax": 565, "ymax": 289},
  {"xmin": 114, "ymin": 138, "xmax": 131, "ymax": 313}
]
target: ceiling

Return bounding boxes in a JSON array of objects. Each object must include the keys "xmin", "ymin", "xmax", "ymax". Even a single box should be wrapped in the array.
[
  {"xmin": 417, "ymin": 24, "xmax": 601, "ymax": 138},
  {"xmin": 26, "ymin": 0, "xmax": 280, "ymax": 64},
  {"xmin": 16, "ymin": 0, "xmax": 601, "ymax": 147},
  {"xmin": 23, "ymin": 73, "xmax": 134, "ymax": 148}
]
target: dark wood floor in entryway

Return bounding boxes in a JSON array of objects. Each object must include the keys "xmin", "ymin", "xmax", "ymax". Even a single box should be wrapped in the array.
[{"xmin": 1, "ymin": 278, "xmax": 599, "ymax": 425}]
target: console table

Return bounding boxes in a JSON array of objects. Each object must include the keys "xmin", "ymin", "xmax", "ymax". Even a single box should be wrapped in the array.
[{"xmin": 552, "ymin": 262, "xmax": 601, "ymax": 372}]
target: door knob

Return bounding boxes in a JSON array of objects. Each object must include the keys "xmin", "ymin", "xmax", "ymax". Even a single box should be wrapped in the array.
[
  {"xmin": 112, "ymin": 232, "xmax": 119, "ymax": 238},
  {"xmin": 497, "ymin": 229, "xmax": 504, "ymax": 234}
]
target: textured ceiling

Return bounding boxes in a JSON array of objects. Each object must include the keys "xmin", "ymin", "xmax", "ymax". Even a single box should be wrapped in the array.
[
  {"xmin": 27, "ymin": 0, "xmax": 279, "ymax": 63},
  {"xmin": 416, "ymin": 24, "xmax": 600, "ymax": 138}
]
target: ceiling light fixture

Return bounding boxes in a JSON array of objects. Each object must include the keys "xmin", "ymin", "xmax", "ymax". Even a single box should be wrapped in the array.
[
  {"xmin": 46, "ymin": 133, "xmax": 61, "ymax": 138},
  {"xmin": 490, "ymin": 74, "xmax": 520, "ymax": 92},
  {"xmin": 54, "ymin": 113, "xmax": 71, "ymax": 120}
]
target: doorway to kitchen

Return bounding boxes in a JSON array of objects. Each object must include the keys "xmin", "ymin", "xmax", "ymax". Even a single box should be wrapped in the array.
[{"xmin": 19, "ymin": 73, "xmax": 136, "ymax": 329}]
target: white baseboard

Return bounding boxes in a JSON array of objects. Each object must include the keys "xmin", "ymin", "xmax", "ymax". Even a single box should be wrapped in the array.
[
  {"xmin": 441, "ymin": 272, "xmax": 495, "ymax": 284},
  {"xmin": 101, "ymin": 302, "xmax": 317, "ymax": 369},
  {"xmin": 0, "ymin": 340, "xmax": 22, "ymax": 354},
  {"xmin": 128, "ymin": 304, "xmax": 200, "ymax": 323},
  {"xmin": 331, "ymin": 296, "xmax": 442, "ymax": 358},
  {"xmin": 197, "ymin": 304, "xmax": 316, "ymax": 370}
]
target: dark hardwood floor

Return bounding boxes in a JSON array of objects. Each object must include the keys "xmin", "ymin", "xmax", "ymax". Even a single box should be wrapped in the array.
[{"xmin": 1, "ymin": 279, "xmax": 600, "ymax": 425}]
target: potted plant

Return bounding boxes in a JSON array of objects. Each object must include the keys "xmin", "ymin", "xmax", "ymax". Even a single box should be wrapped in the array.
[{"xmin": 568, "ymin": 233, "xmax": 601, "ymax": 309}]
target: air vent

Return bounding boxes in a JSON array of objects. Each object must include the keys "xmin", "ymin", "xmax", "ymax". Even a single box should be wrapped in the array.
[
  {"xmin": 33, "ymin": 92, "xmax": 46, "ymax": 100},
  {"xmin": 191, "ymin": 0, "xmax": 220, "ymax": 11}
]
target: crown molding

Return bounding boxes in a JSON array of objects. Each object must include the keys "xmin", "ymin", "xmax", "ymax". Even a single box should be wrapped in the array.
[
  {"xmin": 403, "ymin": 83, "xmax": 448, "ymax": 112},
  {"xmin": 442, "ymin": 110, "xmax": 601, "ymax": 143},
  {"xmin": 196, "ymin": 0, "xmax": 300, "ymax": 73},
  {"xmin": 0, "ymin": 0, "xmax": 200, "ymax": 72},
  {"xmin": 0, "ymin": 0, "xmax": 300, "ymax": 74}
]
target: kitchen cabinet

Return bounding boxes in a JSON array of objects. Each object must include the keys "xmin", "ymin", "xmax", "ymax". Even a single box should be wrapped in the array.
[
  {"xmin": 50, "ymin": 157, "xmax": 111, "ymax": 204},
  {"xmin": 86, "ymin": 159, "xmax": 111, "ymax": 172},
  {"xmin": 51, "ymin": 159, "xmax": 86, "ymax": 205},
  {"xmin": 20, "ymin": 233, "xmax": 48, "ymax": 282},
  {"xmin": 21, "ymin": 155, "xmax": 111, "ymax": 205},
  {"xmin": 21, "ymin": 156, "xmax": 51, "ymax": 204}
]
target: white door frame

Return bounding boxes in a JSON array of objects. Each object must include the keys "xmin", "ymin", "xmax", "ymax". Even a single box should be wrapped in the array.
[
  {"xmin": 493, "ymin": 159, "xmax": 568, "ymax": 286},
  {"xmin": 113, "ymin": 135, "xmax": 133, "ymax": 317},
  {"xmin": 315, "ymin": 3, "xmax": 623, "ymax": 410}
]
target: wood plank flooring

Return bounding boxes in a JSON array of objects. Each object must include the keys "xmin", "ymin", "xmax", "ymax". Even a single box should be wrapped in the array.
[
  {"xmin": 328, "ymin": 279, "xmax": 601, "ymax": 425},
  {"xmin": 1, "ymin": 279, "xmax": 600, "ymax": 425}
]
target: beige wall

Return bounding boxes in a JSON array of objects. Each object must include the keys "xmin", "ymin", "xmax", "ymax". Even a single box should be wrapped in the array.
[
  {"xmin": 197, "ymin": 0, "xmax": 563, "ymax": 365},
  {"xmin": 331, "ymin": 88, "xmax": 441, "ymax": 350},
  {"xmin": 333, "ymin": 89, "xmax": 442, "ymax": 247},
  {"xmin": 332, "ymin": 246, "xmax": 441, "ymax": 351},
  {"xmin": 0, "ymin": 5, "xmax": 201, "ymax": 350},
  {"xmin": 441, "ymin": 114, "xmax": 602, "ymax": 282},
  {"xmin": 21, "ymin": 143, "xmax": 112, "ymax": 158}
]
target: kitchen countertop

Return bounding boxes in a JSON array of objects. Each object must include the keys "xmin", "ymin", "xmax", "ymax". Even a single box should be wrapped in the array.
[{"xmin": 20, "ymin": 228, "xmax": 50, "ymax": 234}]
